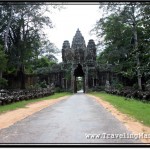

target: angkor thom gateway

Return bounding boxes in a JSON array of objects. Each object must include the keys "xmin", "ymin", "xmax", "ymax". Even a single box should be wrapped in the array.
[
  {"xmin": 61, "ymin": 28, "xmax": 96, "ymax": 93},
  {"xmin": 60, "ymin": 28, "xmax": 115, "ymax": 93}
]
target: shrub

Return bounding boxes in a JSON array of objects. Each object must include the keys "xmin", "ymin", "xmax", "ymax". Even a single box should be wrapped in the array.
[
  {"xmin": 54, "ymin": 87, "xmax": 65, "ymax": 93},
  {"xmin": 133, "ymin": 83, "xmax": 139, "ymax": 90},
  {"xmin": 145, "ymin": 79, "xmax": 150, "ymax": 91},
  {"xmin": 34, "ymin": 83, "xmax": 41, "ymax": 89},
  {"xmin": 111, "ymin": 80, "xmax": 124, "ymax": 90},
  {"xmin": 0, "ymin": 78, "xmax": 8, "ymax": 89},
  {"xmin": 40, "ymin": 80, "xmax": 47, "ymax": 88}
]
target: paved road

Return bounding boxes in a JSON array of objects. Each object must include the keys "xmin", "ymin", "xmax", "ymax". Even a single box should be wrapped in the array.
[{"xmin": 0, "ymin": 93, "xmax": 140, "ymax": 143}]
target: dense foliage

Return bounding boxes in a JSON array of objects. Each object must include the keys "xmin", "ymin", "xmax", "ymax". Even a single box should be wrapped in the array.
[
  {"xmin": 0, "ymin": 2, "xmax": 61, "ymax": 89},
  {"xmin": 92, "ymin": 2, "xmax": 150, "ymax": 91}
]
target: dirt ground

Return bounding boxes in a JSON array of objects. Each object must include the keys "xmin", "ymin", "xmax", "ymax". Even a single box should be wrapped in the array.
[
  {"xmin": 88, "ymin": 94, "xmax": 150, "ymax": 143},
  {"xmin": 0, "ymin": 94, "xmax": 150, "ymax": 143}
]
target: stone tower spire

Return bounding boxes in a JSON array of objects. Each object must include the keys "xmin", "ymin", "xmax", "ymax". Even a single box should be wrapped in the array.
[
  {"xmin": 62, "ymin": 40, "xmax": 71, "ymax": 63},
  {"xmin": 86, "ymin": 39, "xmax": 96, "ymax": 61},
  {"xmin": 71, "ymin": 29, "xmax": 86, "ymax": 63},
  {"xmin": 71, "ymin": 28, "xmax": 86, "ymax": 50}
]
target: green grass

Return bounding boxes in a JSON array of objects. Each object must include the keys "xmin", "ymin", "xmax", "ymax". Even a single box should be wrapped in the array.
[
  {"xmin": 0, "ymin": 92, "xmax": 72, "ymax": 114},
  {"xmin": 89, "ymin": 92, "xmax": 150, "ymax": 127}
]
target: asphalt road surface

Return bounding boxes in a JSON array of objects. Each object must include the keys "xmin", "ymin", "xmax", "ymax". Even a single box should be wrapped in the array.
[{"xmin": 0, "ymin": 92, "xmax": 140, "ymax": 144}]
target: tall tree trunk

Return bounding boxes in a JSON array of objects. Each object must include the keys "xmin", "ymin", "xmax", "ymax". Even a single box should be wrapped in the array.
[
  {"xmin": 134, "ymin": 29, "xmax": 142, "ymax": 90},
  {"xmin": 19, "ymin": 64, "xmax": 25, "ymax": 89},
  {"xmin": 4, "ymin": 4, "xmax": 13, "ymax": 51},
  {"xmin": 1, "ymin": 4, "xmax": 13, "ymax": 82},
  {"xmin": 132, "ymin": 5, "xmax": 142, "ymax": 90}
]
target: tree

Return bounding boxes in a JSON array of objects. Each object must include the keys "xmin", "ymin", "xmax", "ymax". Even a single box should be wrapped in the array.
[
  {"xmin": 0, "ymin": 2, "xmax": 61, "ymax": 89},
  {"xmin": 0, "ymin": 44, "xmax": 8, "ymax": 88},
  {"xmin": 39, "ymin": 39, "xmax": 59, "ymax": 62},
  {"xmin": 0, "ymin": 45, "xmax": 7, "ymax": 78},
  {"xmin": 119, "ymin": 3, "xmax": 142, "ymax": 89},
  {"xmin": 138, "ymin": 3, "xmax": 150, "ymax": 88},
  {"xmin": 92, "ymin": 2, "xmax": 150, "ymax": 90},
  {"xmin": 93, "ymin": 13, "xmax": 134, "ymax": 74}
]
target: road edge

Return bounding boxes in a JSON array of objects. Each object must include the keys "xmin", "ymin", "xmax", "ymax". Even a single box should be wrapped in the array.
[
  {"xmin": 0, "ymin": 96, "xmax": 70, "ymax": 130},
  {"xmin": 87, "ymin": 94, "xmax": 150, "ymax": 144}
]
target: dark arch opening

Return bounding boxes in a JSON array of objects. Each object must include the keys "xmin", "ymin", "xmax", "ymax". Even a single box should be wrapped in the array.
[
  {"xmin": 73, "ymin": 64, "xmax": 85, "ymax": 93},
  {"xmin": 74, "ymin": 64, "xmax": 85, "ymax": 77}
]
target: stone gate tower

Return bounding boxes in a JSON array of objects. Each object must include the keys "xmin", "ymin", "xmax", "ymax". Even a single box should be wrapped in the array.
[{"xmin": 62, "ymin": 28, "xmax": 97, "ymax": 93}]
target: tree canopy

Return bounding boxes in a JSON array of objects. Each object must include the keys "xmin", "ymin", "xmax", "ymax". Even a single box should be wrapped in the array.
[
  {"xmin": 91, "ymin": 2, "xmax": 150, "ymax": 90},
  {"xmin": 0, "ymin": 2, "xmax": 62, "ymax": 88}
]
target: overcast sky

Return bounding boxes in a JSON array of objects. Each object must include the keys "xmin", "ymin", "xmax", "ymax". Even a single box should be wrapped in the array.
[{"xmin": 45, "ymin": 4, "xmax": 102, "ymax": 62}]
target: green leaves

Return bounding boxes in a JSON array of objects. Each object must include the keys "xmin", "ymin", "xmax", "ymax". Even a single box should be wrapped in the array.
[
  {"xmin": 0, "ymin": 45, "xmax": 7, "ymax": 72},
  {"xmin": 92, "ymin": 3, "xmax": 150, "ymax": 89},
  {"xmin": 0, "ymin": 3, "xmax": 61, "ymax": 75},
  {"xmin": 0, "ymin": 3, "xmax": 62, "ymax": 89}
]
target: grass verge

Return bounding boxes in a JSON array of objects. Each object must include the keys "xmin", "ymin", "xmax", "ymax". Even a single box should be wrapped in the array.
[
  {"xmin": 0, "ymin": 92, "xmax": 72, "ymax": 114},
  {"xmin": 89, "ymin": 92, "xmax": 150, "ymax": 127}
]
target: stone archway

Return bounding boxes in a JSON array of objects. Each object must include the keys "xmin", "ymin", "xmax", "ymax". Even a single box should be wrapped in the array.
[{"xmin": 73, "ymin": 64, "xmax": 85, "ymax": 93}]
